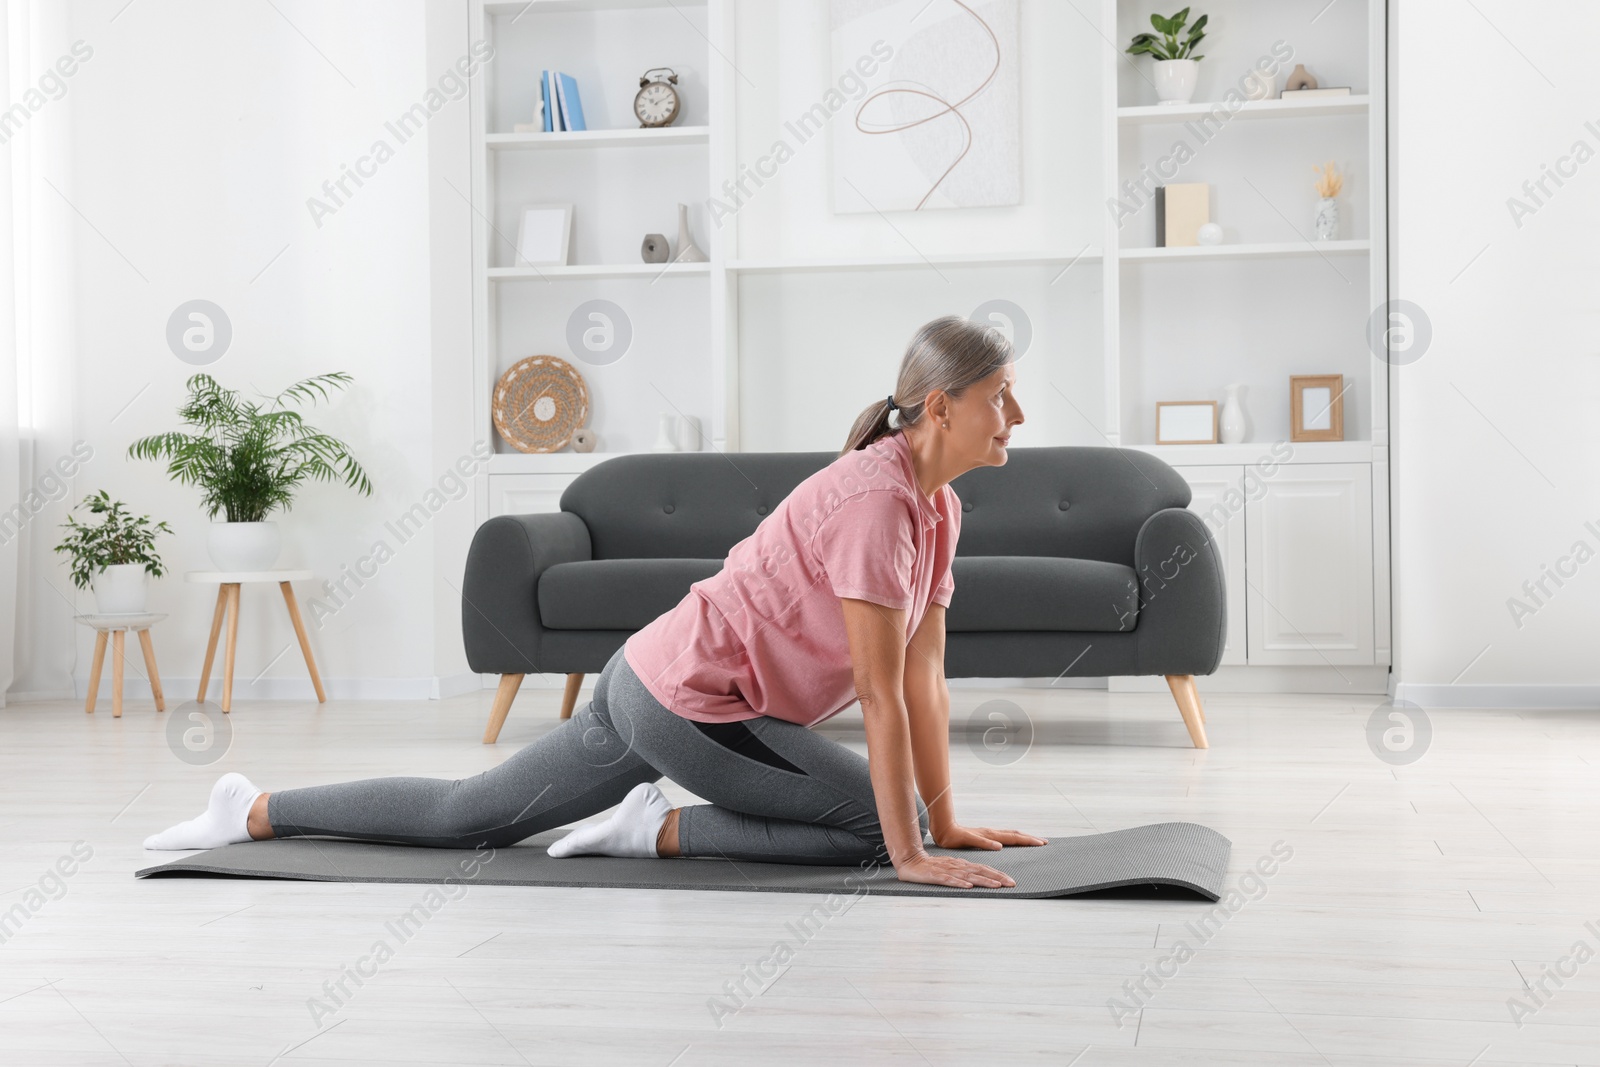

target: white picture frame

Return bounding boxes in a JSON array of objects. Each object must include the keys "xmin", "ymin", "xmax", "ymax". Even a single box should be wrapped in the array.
[
  {"xmin": 515, "ymin": 204, "xmax": 572, "ymax": 267},
  {"xmin": 1156, "ymin": 400, "xmax": 1218, "ymax": 445}
]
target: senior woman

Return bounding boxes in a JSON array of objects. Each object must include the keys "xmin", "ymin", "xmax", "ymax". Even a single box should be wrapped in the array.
[{"xmin": 145, "ymin": 315, "xmax": 1045, "ymax": 889}]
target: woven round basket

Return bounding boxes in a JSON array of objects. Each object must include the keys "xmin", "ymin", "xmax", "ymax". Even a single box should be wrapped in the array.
[{"xmin": 492, "ymin": 355, "xmax": 590, "ymax": 453}]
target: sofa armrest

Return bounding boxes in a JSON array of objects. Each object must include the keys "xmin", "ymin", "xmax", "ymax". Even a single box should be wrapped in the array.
[
  {"xmin": 1132, "ymin": 507, "xmax": 1226, "ymax": 676},
  {"xmin": 462, "ymin": 512, "xmax": 593, "ymax": 674}
]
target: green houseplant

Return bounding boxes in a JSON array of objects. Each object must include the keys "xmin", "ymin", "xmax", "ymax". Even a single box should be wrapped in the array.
[
  {"xmin": 1127, "ymin": 8, "xmax": 1208, "ymax": 105},
  {"xmin": 54, "ymin": 491, "xmax": 172, "ymax": 614},
  {"xmin": 128, "ymin": 372, "xmax": 373, "ymax": 571}
]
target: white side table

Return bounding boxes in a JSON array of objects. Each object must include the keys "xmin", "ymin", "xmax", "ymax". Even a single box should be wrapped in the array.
[
  {"xmin": 185, "ymin": 570, "xmax": 325, "ymax": 712},
  {"xmin": 74, "ymin": 613, "xmax": 167, "ymax": 718}
]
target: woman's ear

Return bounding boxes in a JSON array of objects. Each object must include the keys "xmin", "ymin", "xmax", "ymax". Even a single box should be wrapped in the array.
[{"xmin": 923, "ymin": 389, "xmax": 949, "ymax": 426}]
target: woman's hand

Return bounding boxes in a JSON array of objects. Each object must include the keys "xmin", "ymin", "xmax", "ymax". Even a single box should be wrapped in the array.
[
  {"xmin": 894, "ymin": 850, "xmax": 1016, "ymax": 889},
  {"xmin": 931, "ymin": 824, "xmax": 1049, "ymax": 851}
]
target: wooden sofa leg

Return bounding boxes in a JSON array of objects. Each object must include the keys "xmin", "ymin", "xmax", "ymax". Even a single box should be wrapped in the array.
[
  {"xmin": 560, "ymin": 673, "xmax": 585, "ymax": 720},
  {"xmin": 1165, "ymin": 674, "xmax": 1210, "ymax": 749},
  {"xmin": 483, "ymin": 673, "xmax": 524, "ymax": 745}
]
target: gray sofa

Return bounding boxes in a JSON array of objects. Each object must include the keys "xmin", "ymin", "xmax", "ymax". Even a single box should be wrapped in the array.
[{"xmin": 462, "ymin": 446, "xmax": 1223, "ymax": 747}]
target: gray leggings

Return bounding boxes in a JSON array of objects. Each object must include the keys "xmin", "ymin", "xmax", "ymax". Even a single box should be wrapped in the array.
[{"xmin": 267, "ymin": 646, "xmax": 927, "ymax": 865}]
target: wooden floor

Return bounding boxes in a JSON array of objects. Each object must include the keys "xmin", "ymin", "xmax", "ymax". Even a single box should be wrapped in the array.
[{"xmin": 1, "ymin": 684, "xmax": 1597, "ymax": 1066}]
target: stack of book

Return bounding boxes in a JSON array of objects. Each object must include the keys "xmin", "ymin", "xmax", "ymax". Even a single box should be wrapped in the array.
[{"xmin": 514, "ymin": 71, "xmax": 587, "ymax": 132}]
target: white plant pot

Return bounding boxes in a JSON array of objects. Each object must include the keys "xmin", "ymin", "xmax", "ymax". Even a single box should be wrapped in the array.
[
  {"xmin": 207, "ymin": 521, "xmax": 281, "ymax": 572},
  {"xmin": 92, "ymin": 563, "xmax": 149, "ymax": 615},
  {"xmin": 1154, "ymin": 59, "xmax": 1199, "ymax": 105}
]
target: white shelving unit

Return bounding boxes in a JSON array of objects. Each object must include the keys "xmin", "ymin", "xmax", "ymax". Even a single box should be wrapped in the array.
[{"xmin": 465, "ymin": 0, "xmax": 1391, "ymax": 687}]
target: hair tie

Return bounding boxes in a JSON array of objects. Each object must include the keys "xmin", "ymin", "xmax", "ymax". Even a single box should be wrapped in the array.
[{"xmin": 885, "ymin": 394, "xmax": 899, "ymax": 412}]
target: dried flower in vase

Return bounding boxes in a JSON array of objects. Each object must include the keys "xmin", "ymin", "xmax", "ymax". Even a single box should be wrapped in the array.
[{"xmin": 1313, "ymin": 161, "xmax": 1344, "ymax": 199}]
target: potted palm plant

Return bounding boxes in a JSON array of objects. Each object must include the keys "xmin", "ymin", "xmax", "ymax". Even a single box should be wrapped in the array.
[
  {"xmin": 128, "ymin": 372, "xmax": 373, "ymax": 572},
  {"xmin": 1127, "ymin": 8, "xmax": 1209, "ymax": 106},
  {"xmin": 54, "ymin": 491, "xmax": 172, "ymax": 614}
]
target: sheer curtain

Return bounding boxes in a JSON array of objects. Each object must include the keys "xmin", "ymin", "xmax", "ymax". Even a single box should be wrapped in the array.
[{"xmin": 1, "ymin": 0, "xmax": 78, "ymax": 704}]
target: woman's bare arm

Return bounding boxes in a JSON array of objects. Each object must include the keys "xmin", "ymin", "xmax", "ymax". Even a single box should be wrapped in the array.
[{"xmin": 840, "ymin": 598, "xmax": 1015, "ymax": 888}]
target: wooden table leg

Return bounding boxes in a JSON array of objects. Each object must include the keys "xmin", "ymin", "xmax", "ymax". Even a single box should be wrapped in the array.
[
  {"xmin": 279, "ymin": 581, "xmax": 326, "ymax": 703},
  {"xmin": 138, "ymin": 629, "xmax": 165, "ymax": 712},
  {"xmin": 112, "ymin": 630, "xmax": 125, "ymax": 719},
  {"xmin": 197, "ymin": 586, "xmax": 227, "ymax": 702},
  {"xmin": 86, "ymin": 631, "xmax": 108, "ymax": 714},
  {"xmin": 221, "ymin": 583, "xmax": 241, "ymax": 713}
]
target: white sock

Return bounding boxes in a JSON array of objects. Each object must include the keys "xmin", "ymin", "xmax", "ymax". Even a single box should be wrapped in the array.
[
  {"xmin": 547, "ymin": 782, "xmax": 672, "ymax": 859},
  {"xmin": 143, "ymin": 772, "xmax": 263, "ymax": 851}
]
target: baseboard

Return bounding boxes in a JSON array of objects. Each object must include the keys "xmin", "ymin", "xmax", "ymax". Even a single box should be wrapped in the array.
[
  {"xmin": 433, "ymin": 672, "xmax": 482, "ymax": 699},
  {"xmin": 1393, "ymin": 682, "xmax": 1600, "ymax": 709},
  {"xmin": 1110, "ymin": 665, "xmax": 1391, "ymax": 694},
  {"xmin": 67, "ymin": 674, "xmax": 461, "ymax": 703}
]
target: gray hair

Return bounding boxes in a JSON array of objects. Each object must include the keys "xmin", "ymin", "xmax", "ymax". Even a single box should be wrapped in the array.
[{"xmin": 840, "ymin": 315, "xmax": 1015, "ymax": 455}]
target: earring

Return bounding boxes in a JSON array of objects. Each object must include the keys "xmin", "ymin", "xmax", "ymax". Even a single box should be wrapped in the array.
[{"xmin": 942, "ymin": 421, "xmax": 949, "ymax": 429}]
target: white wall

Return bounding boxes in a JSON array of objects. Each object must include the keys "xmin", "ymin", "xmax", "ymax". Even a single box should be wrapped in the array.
[
  {"xmin": 1391, "ymin": 1, "xmax": 1600, "ymax": 707},
  {"xmin": 28, "ymin": 0, "xmax": 477, "ymax": 702}
]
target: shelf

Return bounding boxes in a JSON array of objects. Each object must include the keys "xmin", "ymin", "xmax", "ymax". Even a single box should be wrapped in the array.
[
  {"xmin": 486, "ymin": 452, "xmax": 625, "ymax": 475},
  {"xmin": 487, "ymin": 262, "xmax": 711, "ymax": 280},
  {"xmin": 1119, "ymin": 240, "xmax": 1370, "ymax": 262},
  {"xmin": 729, "ymin": 248, "xmax": 1101, "ymax": 274},
  {"xmin": 1128, "ymin": 440, "xmax": 1375, "ymax": 465},
  {"xmin": 1118, "ymin": 95, "xmax": 1370, "ymax": 125},
  {"xmin": 485, "ymin": 0, "xmax": 704, "ymax": 14},
  {"xmin": 487, "ymin": 126, "xmax": 709, "ymax": 151}
]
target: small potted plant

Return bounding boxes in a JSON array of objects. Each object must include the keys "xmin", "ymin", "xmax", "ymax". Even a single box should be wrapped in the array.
[
  {"xmin": 54, "ymin": 491, "xmax": 172, "ymax": 614},
  {"xmin": 1127, "ymin": 8, "xmax": 1209, "ymax": 106},
  {"xmin": 128, "ymin": 372, "xmax": 373, "ymax": 572}
]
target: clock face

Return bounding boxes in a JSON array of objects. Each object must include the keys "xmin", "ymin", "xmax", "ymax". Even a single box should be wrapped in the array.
[{"xmin": 635, "ymin": 82, "xmax": 677, "ymax": 125}]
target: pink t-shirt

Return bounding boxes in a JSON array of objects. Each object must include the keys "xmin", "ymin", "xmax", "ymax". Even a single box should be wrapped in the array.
[{"xmin": 623, "ymin": 430, "xmax": 960, "ymax": 727}]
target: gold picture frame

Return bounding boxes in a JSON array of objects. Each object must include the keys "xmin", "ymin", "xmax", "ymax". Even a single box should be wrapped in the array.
[{"xmin": 1290, "ymin": 374, "xmax": 1345, "ymax": 442}]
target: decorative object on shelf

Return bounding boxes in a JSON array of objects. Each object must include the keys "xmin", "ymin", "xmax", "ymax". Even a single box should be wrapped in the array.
[
  {"xmin": 516, "ymin": 204, "xmax": 573, "ymax": 267},
  {"xmin": 1156, "ymin": 182, "xmax": 1209, "ymax": 246},
  {"xmin": 673, "ymin": 203, "xmax": 707, "ymax": 263},
  {"xmin": 1127, "ymin": 8, "xmax": 1208, "ymax": 106},
  {"xmin": 652, "ymin": 413, "xmax": 679, "ymax": 453},
  {"xmin": 128, "ymin": 372, "xmax": 372, "ymax": 573},
  {"xmin": 1282, "ymin": 85, "xmax": 1352, "ymax": 99},
  {"xmin": 54, "ymin": 490, "xmax": 171, "ymax": 615},
  {"xmin": 1290, "ymin": 374, "xmax": 1345, "ymax": 442},
  {"xmin": 1218, "ymin": 384, "xmax": 1247, "ymax": 444},
  {"xmin": 1156, "ymin": 400, "xmax": 1218, "ymax": 445},
  {"xmin": 553, "ymin": 70, "xmax": 587, "ymax": 132},
  {"xmin": 571, "ymin": 427, "xmax": 598, "ymax": 453},
  {"xmin": 832, "ymin": 0, "xmax": 1020, "ymax": 211},
  {"xmin": 1284, "ymin": 63, "xmax": 1317, "ymax": 91},
  {"xmin": 641, "ymin": 233, "xmax": 670, "ymax": 263},
  {"xmin": 635, "ymin": 68, "xmax": 681, "ymax": 128},
  {"xmin": 1313, "ymin": 162, "xmax": 1343, "ymax": 241},
  {"xmin": 1196, "ymin": 222, "xmax": 1224, "ymax": 246},
  {"xmin": 493, "ymin": 355, "xmax": 591, "ymax": 454},
  {"xmin": 676, "ymin": 414, "xmax": 703, "ymax": 452},
  {"xmin": 1239, "ymin": 66, "xmax": 1273, "ymax": 102}
]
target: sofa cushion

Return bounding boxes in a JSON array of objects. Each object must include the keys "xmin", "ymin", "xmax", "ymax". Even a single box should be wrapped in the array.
[
  {"xmin": 946, "ymin": 556, "xmax": 1138, "ymax": 633},
  {"xmin": 539, "ymin": 559, "xmax": 723, "ymax": 631}
]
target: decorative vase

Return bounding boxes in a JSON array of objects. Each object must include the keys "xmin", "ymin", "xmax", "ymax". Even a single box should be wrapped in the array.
[
  {"xmin": 571, "ymin": 427, "xmax": 598, "ymax": 453},
  {"xmin": 1219, "ymin": 384, "xmax": 1247, "ymax": 444},
  {"xmin": 1197, "ymin": 222, "xmax": 1224, "ymax": 246},
  {"xmin": 640, "ymin": 234, "xmax": 669, "ymax": 263},
  {"xmin": 1315, "ymin": 197, "xmax": 1339, "ymax": 241},
  {"xmin": 673, "ymin": 203, "xmax": 707, "ymax": 263},
  {"xmin": 1153, "ymin": 59, "xmax": 1198, "ymax": 105},
  {"xmin": 676, "ymin": 414, "xmax": 702, "ymax": 452},
  {"xmin": 1285, "ymin": 63, "xmax": 1317, "ymax": 92},
  {"xmin": 652, "ymin": 413, "xmax": 679, "ymax": 453},
  {"xmin": 207, "ymin": 521, "xmax": 281, "ymax": 572},
  {"xmin": 92, "ymin": 563, "xmax": 149, "ymax": 615}
]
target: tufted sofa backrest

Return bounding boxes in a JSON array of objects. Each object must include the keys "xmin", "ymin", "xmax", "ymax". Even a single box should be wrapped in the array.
[{"xmin": 560, "ymin": 445, "xmax": 1190, "ymax": 566}]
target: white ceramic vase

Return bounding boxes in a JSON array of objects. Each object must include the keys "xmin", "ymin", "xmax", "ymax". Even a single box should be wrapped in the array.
[
  {"xmin": 92, "ymin": 563, "xmax": 149, "ymax": 615},
  {"xmin": 652, "ymin": 413, "xmax": 679, "ymax": 453},
  {"xmin": 673, "ymin": 203, "xmax": 707, "ymax": 263},
  {"xmin": 1154, "ymin": 59, "xmax": 1199, "ymax": 105},
  {"xmin": 1219, "ymin": 384, "xmax": 1247, "ymax": 445},
  {"xmin": 207, "ymin": 521, "xmax": 281, "ymax": 572},
  {"xmin": 1315, "ymin": 197, "xmax": 1339, "ymax": 241}
]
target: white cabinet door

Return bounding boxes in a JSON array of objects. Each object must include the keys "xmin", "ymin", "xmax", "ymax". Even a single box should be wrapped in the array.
[
  {"xmin": 1172, "ymin": 465, "xmax": 1248, "ymax": 666},
  {"xmin": 1244, "ymin": 463, "xmax": 1374, "ymax": 665},
  {"xmin": 487, "ymin": 474, "xmax": 577, "ymax": 519}
]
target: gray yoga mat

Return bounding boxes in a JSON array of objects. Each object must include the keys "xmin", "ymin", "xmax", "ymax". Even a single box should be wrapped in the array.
[{"xmin": 136, "ymin": 821, "xmax": 1231, "ymax": 901}]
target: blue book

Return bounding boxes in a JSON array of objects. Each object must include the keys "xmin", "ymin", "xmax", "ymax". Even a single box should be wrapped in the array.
[
  {"xmin": 557, "ymin": 71, "xmax": 586, "ymax": 132},
  {"xmin": 541, "ymin": 70, "xmax": 557, "ymax": 131}
]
